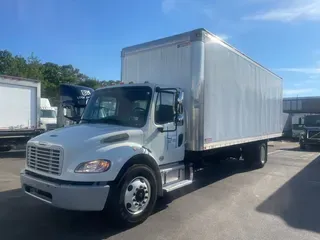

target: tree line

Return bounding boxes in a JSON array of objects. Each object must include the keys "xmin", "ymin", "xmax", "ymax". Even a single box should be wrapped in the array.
[{"xmin": 0, "ymin": 50, "xmax": 121, "ymax": 105}]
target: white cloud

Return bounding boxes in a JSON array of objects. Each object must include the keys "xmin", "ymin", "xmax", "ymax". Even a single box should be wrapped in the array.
[
  {"xmin": 276, "ymin": 67, "xmax": 320, "ymax": 74},
  {"xmin": 161, "ymin": 0, "xmax": 176, "ymax": 14},
  {"xmin": 244, "ymin": 0, "xmax": 320, "ymax": 22},
  {"xmin": 284, "ymin": 88, "xmax": 315, "ymax": 96}
]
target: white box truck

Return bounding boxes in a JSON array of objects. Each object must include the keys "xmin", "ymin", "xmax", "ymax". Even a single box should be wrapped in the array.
[
  {"xmin": 40, "ymin": 98, "xmax": 58, "ymax": 131},
  {"xmin": 20, "ymin": 29, "xmax": 283, "ymax": 226},
  {"xmin": 0, "ymin": 75, "xmax": 43, "ymax": 151}
]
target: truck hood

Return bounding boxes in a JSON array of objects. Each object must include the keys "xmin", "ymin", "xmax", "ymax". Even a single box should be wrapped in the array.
[{"xmin": 30, "ymin": 124, "xmax": 144, "ymax": 150}]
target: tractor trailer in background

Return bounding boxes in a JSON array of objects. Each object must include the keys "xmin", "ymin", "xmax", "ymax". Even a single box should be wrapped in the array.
[
  {"xmin": 291, "ymin": 113, "xmax": 309, "ymax": 138},
  {"xmin": 0, "ymin": 75, "xmax": 43, "ymax": 151},
  {"xmin": 20, "ymin": 29, "xmax": 283, "ymax": 226},
  {"xmin": 299, "ymin": 114, "xmax": 320, "ymax": 149}
]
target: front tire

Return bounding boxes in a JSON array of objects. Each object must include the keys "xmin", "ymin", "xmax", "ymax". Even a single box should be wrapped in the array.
[{"xmin": 107, "ymin": 164, "xmax": 158, "ymax": 227}]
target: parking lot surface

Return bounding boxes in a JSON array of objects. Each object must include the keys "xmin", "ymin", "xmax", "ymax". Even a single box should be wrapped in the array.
[{"xmin": 1, "ymin": 141, "xmax": 320, "ymax": 240}]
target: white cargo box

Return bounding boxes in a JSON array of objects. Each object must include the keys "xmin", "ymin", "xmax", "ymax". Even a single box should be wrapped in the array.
[
  {"xmin": 0, "ymin": 75, "xmax": 41, "ymax": 130},
  {"xmin": 121, "ymin": 28, "xmax": 283, "ymax": 151}
]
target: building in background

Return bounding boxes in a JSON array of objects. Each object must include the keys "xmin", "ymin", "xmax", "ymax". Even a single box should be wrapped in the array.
[{"xmin": 283, "ymin": 97, "xmax": 320, "ymax": 114}]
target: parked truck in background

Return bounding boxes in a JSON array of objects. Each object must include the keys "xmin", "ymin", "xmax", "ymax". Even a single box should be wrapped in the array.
[
  {"xmin": 40, "ymin": 98, "xmax": 58, "ymax": 131},
  {"xmin": 0, "ymin": 75, "xmax": 43, "ymax": 152},
  {"xmin": 291, "ymin": 113, "xmax": 309, "ymax": 138},
  {"xmin": 56, "ymin": 84, "xmax": 94, "ymax": 128},
  {"xmin": 20, "ymin": 29, "xmax": 283, "ymax": 226},
  {"xmin": 299, "ymin": 114, "xmax": 320, "ymax": 149}
]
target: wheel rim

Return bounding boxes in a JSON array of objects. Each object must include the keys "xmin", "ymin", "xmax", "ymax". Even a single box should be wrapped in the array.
[
  {"xmin": 124, "ymin": 176, "xmax": 151, "ymax": 215},
  {"xmin": 260, "ymin": 145, "xmax": 266, "ymax": 164}
]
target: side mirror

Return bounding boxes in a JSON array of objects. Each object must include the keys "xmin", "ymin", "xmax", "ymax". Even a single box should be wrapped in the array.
[
  {"xmin": 176, "ymin": 114, "xmax": 184, "ymax": 125},
  {"xmin": 157, "ymin": 122, "xmax": 176, "ymax": 133},
  {"xmin": 176, "ymin": 91, "xmax": 184, "ymax": 104}
]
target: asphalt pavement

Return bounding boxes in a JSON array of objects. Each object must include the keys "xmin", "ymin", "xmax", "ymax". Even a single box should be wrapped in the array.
[{"xmin": 1, "ymin": 141, "xmax": 320, "ymax": 240}]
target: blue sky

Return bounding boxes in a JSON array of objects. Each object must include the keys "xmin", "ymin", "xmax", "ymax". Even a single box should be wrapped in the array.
[{"xmin": 1, "ymin": 0, "xmax": 320, "ymax": 97}]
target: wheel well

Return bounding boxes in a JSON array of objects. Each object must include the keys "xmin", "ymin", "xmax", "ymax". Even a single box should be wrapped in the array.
[{"xmin": 115, "ymin": 154, "xmax": 163, "ymax": 197}]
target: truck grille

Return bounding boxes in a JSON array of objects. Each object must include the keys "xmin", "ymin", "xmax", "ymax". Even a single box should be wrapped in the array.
[
  {"xmin": 27, "ymin": 145, "xmax": 63, "ymax": 175},
  {"xmin": 308, "ymin": 131, "xmax": 320, "ymax": 139}
]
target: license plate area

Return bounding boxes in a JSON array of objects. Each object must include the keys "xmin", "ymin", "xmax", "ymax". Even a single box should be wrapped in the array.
[{"xmin": 25, "ymin": 185, "xmax": 52, "ymax": 202}]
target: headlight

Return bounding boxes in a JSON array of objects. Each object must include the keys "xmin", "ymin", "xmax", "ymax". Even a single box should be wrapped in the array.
[{"xmin": 75, "ymin": 159, "xmax": 111, "ymax": 173}]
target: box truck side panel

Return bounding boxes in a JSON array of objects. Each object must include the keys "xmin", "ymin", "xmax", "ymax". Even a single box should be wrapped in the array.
[
  {"xmin": 203, "ymin": 38, "xmax": 283, "ymax": 149},
  {"xmin": 122, "ymin": 39, "xmax": 199, "ymax": 145},
  {"xmin": 0, "ymin": 83, "xmax": 37, "ymax": 129},
  {"xmin": 121, "ymin": 41, "xmax": 192, "ymax": 88}
]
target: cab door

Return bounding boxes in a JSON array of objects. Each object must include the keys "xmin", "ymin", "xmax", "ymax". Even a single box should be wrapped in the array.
[{"xmin": 146, "ymin": 89, "xmax": 185, "ymax": 166}]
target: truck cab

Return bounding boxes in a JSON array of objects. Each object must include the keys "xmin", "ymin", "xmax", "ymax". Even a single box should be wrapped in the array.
[
  {"xmin": 291, "ymin": 114, "xmax": 306, "ymax": 139},
  {"xmin": 21, "ymin": 83, "xmax": 186, "ymax": 225},
  {"xmin": 40, "ymin": 98, "xmax": 58, "ymax": 131},
  {"xmin": 299, "ymin": 114, "xmax": 320, "ymax": 149}
]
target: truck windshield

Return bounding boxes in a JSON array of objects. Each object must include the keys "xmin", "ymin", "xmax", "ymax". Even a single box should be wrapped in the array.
[
  {"xmin": 304, "ymin": 115, "xmax": 320, "ymax": 127},
  {"xmin": 40, "ymin": 110, "xmax": 57, "ymax": 118},
  {"xmin": 81, "ymin": 86, "xmax": 152, "ymax": 128}
]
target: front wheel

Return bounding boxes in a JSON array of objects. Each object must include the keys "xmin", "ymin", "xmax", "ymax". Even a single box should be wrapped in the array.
[{"xmin": 106, "ymin": 164, "xmax": 158, "ymax": 227}]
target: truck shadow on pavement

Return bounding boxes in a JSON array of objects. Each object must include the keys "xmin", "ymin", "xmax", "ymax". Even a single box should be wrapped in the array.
[
  {"xmin": 155, "ymin": 159, "xmax": 251, "ymax": 211},
  {"xmin": 0, "ymin": 150, "xmax": 26, "ymax": 159},
  {"xmin": 279, "ymin": 146, "xmax": 320, "ymax": 152},
  {"xmin": 0, "ymin": 159, "xmax": 251, "ymax": 240},
  {"xmin": 256, "ymin": 154, "xmax": 320, "ymax": 233}
]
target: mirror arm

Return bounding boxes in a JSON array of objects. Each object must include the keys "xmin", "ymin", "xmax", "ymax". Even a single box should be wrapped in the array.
[{"xmin": 157, "ymin": 121, "xmax": 178, "ymax": 133}]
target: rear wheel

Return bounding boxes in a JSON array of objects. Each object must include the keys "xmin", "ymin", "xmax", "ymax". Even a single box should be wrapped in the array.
[
  {"xmin": 243, "ymin": 142, "xmax": 268, "ymax": 169},
  {"xmin": 106, "ymin": 164, "xmax": 158, "ymax": 227},
  {"xmin": 299, "ymin": 141, "xmax": 306, "ymax": 150}
]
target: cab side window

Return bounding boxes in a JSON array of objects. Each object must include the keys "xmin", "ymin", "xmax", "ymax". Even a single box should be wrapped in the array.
[{"xmin": 155, "ymin": 92, "xmax": 175, "ymax": 124}]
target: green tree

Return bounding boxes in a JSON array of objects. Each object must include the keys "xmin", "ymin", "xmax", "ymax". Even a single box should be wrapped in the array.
[
  {"xmin": 0, "ymin": 50, "xmax": 15, "ymax": 75},
  {"xmin": 25, "ymin": 53, "xmax": 43, "ymax": 80},
  {"xmin": 0, "ymin": 50, "xmax": 28, "ymax": 77},
  {"xmin": 0, "ymin": 50, "xmax": 121, "ymax": 105},
  {"xmin": 78, "ymin": 78, "xmax": 101, "ymax": 89}
]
